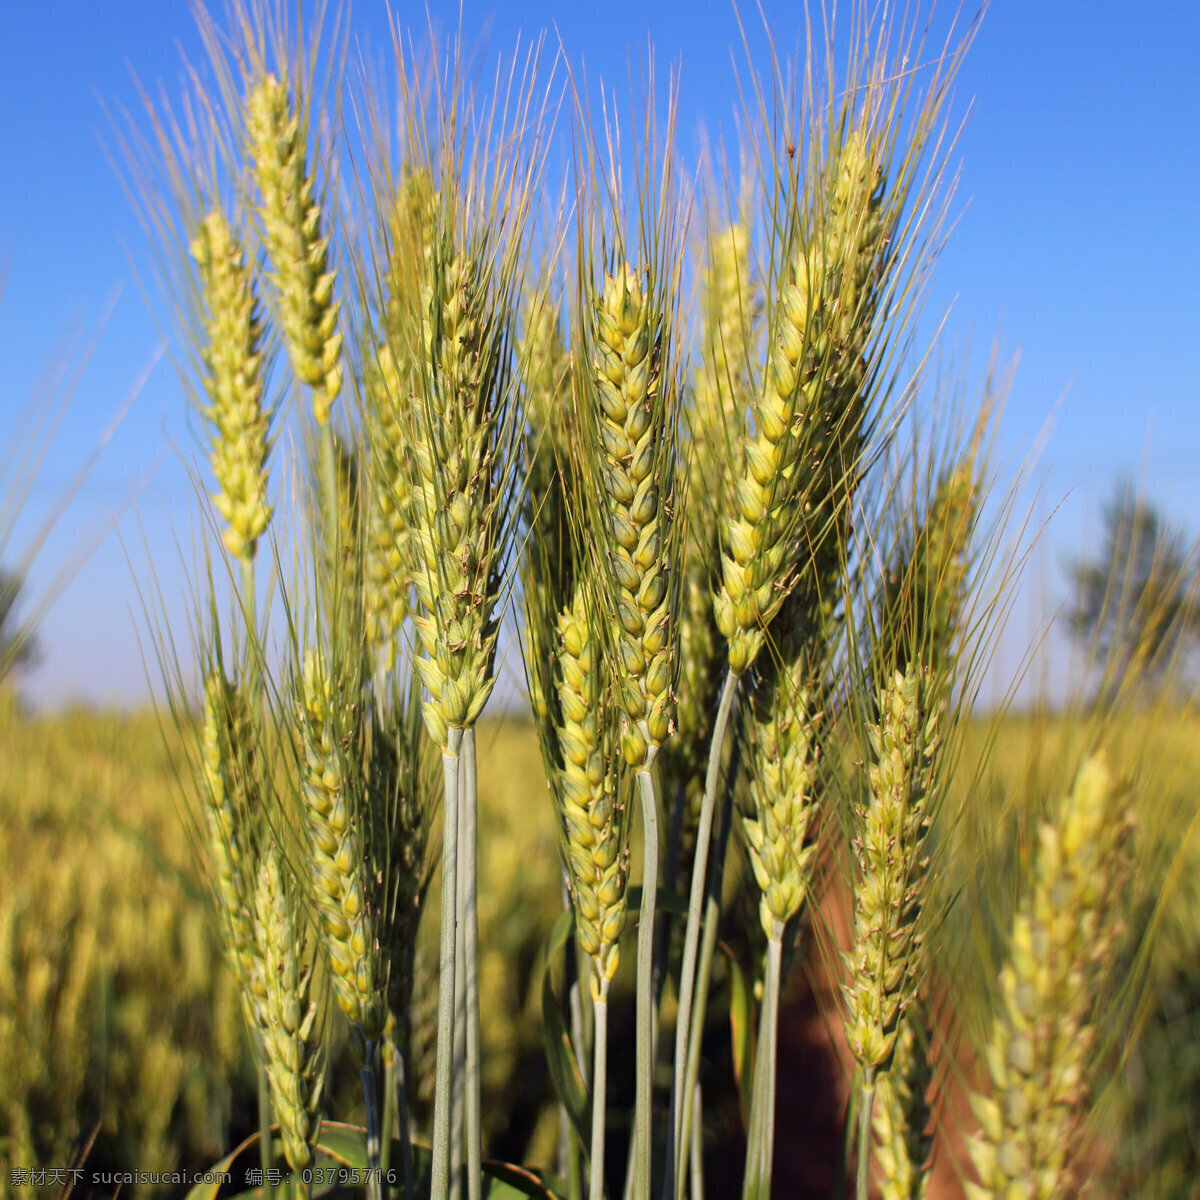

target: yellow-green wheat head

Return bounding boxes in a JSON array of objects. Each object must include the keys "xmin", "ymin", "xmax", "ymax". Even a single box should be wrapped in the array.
[
  {"xmin": 743, "ymin": 603, "xmax": 822, "ymax": 941},
  {"xmin": 244, "ymin": 68, "xmax": 343, "ymax": 423},
  {"xmin": 518, "ymin": 282, "xmax": 575, "ymax": 747},
  {"xmin": 554, "ymin": 586, "xmax": 632, "ymax": 995},
  {"xmin": 872, "ymin": 1011, "xmax": 934, "ymax": 1200},
  {"xmin": 577, "ymin": 256, "xmax": 682, "ymax": 771},
  {"xmin": 190, "ymin": 206, "xmax": 273, "ymax": 564},
  {"xmin": 879, "ymin": 438, "xmax": 983, "ymax": 688},
  {"xmin": 252, "ymin": 845, "xmax": 325, "ymax": 1172},
  {"xmin": 656, "ymin": 213, "xmax": 759, "ymax": 828},
  {"xmin": 713, "ymin": 121, "xmax": 893, "ymax": 677},
  {"xmin": 844, "ymin": 661, "xmax": 938, "ymax": 1072},
  {"xmin": 402, "ymin": 214, "xmax": 515, "ymax": 749},
  {"xmin": 362, "ymin": 168, "xmax": 439, "ymax": 670},
  {"xmin": 967, "ymin": 754, "xmax": 1132, "ymax": 1200},
  {"xmin": 297, "ymin": 649, "xmax": 384, "ymax": 1045},
  {"xmin": 198, "ymin": 668, "xmax": 264, "ymax": 1036}
]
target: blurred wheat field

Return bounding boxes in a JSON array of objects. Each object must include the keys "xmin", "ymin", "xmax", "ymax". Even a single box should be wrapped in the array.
[{"xmin": 2, "ymin": 697, "xmax": 1198, "ymax": 1198}]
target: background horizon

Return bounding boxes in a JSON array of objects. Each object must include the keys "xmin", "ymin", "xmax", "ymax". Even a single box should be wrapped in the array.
[{"xmin": 1, "ymin": 0, "xmax": 1197, "ymax": 712}]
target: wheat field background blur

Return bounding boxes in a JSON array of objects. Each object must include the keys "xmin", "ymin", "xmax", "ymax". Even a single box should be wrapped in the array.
[{"xmin": 3, "ymin": 695, "xmax": 1198, "ymax": 1198}]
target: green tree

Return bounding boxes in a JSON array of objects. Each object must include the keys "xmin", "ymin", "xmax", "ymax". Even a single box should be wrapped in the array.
[
  {"xmin": 1067, "ymin": 482, "xmax": 1200, "ymax": 694},
  {"xmin": 0, "ymin": 567, "xmax": 38, "ymax": 683}
]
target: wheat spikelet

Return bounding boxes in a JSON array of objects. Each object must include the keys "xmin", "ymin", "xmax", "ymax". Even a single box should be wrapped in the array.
[
  {"xmin": 658, "ymin": 220, "xmax": 755, "ymax": 842},
  {"xmin": 363, "ymin": 347, "xmax": 413, "ymax": 669},
  {"xmin": 404, "ymin": 232, "xmax": 509, "ymax": 748},
  {"xmin": 882, "ymin": 455, "xmax": 980, "ymax": 685},
  {"xmin": 198, "ymin": 670, "xmax": 263, "ymax": 1029},
  {"xmin": 555, "ymin": 587, "xmax": 631, "ymax": 992},
  {"xmin": 742, "ymin": 612, "xmax": 821, "ymax": 939},
  {"xmin": 252, "ymin": 845, "xmax": 325, "ymax": 1172},
  {"xmin": 298, "ymin": 650, "xmax": 383, "ymax": 1042},
  {"xmin": 585, "ymin": 262, "xmax": 677, "ymax": 769},
  {"xmin": 519, "ymin": 285, "xmax": 574, "ymax": 746},
  {"xmin": 363, "ymin": 171, "xmax": 438, "ymax": 668},
  {"xmin": 966, "ymin": 754, "xmax": 1131, "ymax": 1200},
  {"xmin": 190, "ymin": 208, "xmax": 272, "ymax": 563},
  {"xmin": 714, "ymin": 129, "xmax": 890, "ymax": 676},
  {"xmin": 872, "ymin": 1011, "xmax": 934, "ymax": 1200},
  {"xmin": 844, "ymin": 662, "xmax": 937, "ymax": 1072},
  {"xmin": 690, "ymin": 219, "xmax": 756, "ymax": 527},
  {"xmin": 245, "ymin": 72, "xmax": 343, "ymax": 424}
]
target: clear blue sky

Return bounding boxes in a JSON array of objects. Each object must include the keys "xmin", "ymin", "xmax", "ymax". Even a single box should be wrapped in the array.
[{"xmin": 1, "ymin": 0, "xmax": 1198, "ymax": 709}]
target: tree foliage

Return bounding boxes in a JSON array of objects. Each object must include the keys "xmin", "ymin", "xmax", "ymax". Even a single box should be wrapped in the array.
[
  {"xmin": 0, "ymin": 567, "xmax": 38, "ymax": 683},
  {"xmin": 1067, "ymin": 482, "xmax": 1200, "ymax": 692}
]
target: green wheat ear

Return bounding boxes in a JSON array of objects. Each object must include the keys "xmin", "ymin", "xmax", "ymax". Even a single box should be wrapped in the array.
[
  {"xmin": 363, "ymin": 169, "xmax": 438, "ymax": 670},
  {"xmin": 845, "ymin": 662, "xmax": 938, "ymax": 1072},
  {"xmin": 298, "ymin": 650, "xmax": 383, "ymax": 1044},
  {"xmin": 253, "ymin": 845, "xmax": 325, "ymax": 1172},
  {"xmin": 555, "ymin": 585, "xmax": 631, "ymax": 991},
  {"xmin": 967, "ymin": 754, "xmax": 1132, "ymax": 1200},
  {"xmin": 190, "ymin": 208, "xmax": 272, "ymax": 564},
  {"xmin": 198, "ymin": 669, "xmax": 263, "ymax": 1034},
  {"xmin": 403, "ymin": 230, "xmax": 509, "ymax": 750},
  {"xmin": 872, "ymin": 1011, "xmax": 934, "ymax": 1200},
  {"xmin": 585, "ymin": 262, "xmax": 678, "ymax": 769},
  {"xmin": 245, "ymin": 71, "xmax": 343, "ymax": 424},
  {"xmin": 742, "ymin": 608, "xmax": 821, "ymax": 940}
]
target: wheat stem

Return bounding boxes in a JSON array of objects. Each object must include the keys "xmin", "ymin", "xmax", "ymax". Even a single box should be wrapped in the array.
[
  {"xmin": 668, "ymin": 669, "xmax": 739, "ymax": 1195},
  {"xmin": 394, "ymin": 1043, "xmax": 416, "ymax": 1200},
  {"xmin": 590, "ymin": 979, "xmax": 611, "ymax": 1200},
  {"xmin": 741, "ymin": 932, "xmax": 783, "ymax": 1200},
  {"xmin": 361, "ymin": 1045, "xmax": 383, "ymax": 1200},
  {"xmin": 431, "ymin": 727, "xmax": 465, "ymax": 1200},
  {"xmin": 857, "ymin": 1073, "xmax": 878, "ymax": 1200},
  {"xmin": 633, "ymin": 767, "xmax": 661, "ymax": 1200},
  {"xmin": 461, "ymin": 726, "xmax": 483, "ymax": 1200}
]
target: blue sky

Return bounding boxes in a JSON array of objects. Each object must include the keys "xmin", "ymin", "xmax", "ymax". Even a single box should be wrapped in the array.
[{"xmin": 1, "ymin": 0, "xmax": 1198, "ymax": 709}]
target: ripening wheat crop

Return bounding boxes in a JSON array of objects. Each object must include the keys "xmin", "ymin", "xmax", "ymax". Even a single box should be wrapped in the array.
[{"xmin": 82, "ymin": 3, "xmax": 1200, "ymax": 1200}]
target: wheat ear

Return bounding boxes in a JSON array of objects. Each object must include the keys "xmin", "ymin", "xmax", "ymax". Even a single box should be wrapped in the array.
[
  {"xmin": 198, "ymin": 670, "xmax": 262, "ymax": 1034},
  {"xmin": 253, "ymin": 845, "xmax": 325, "ymax": 1173},
  {"xmin": 190, "ymin": 208, "xmax": 272, "ymax": 568},
  {"xmin": 739, "ymin": 603, "xmax": 822, "ymax": 1200},
  {"xmin": 363, "ymin": 170, "xmax": 437, "ymax": 672},
  {"xmin": 245, "ymin": 72, "xmax": 342, "ymax": 425},
  {"xmin": 966, "ymin": 754, "xmax": 1131, "ymax": 1199},
  {"xmin": 846, "ymin": 663, "xmax": 938, "ymax": 1200},
  {"xmin": 298, "ymin": 650, "xmax": 383, "ymax": 1044},
  {"xmin": 583, "ymin": 259, "xmax": 680, "ymax": 1200},
  {"xmin": 872, "ymin": 1010, "xmax": 934, "ymax": 1200}
]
